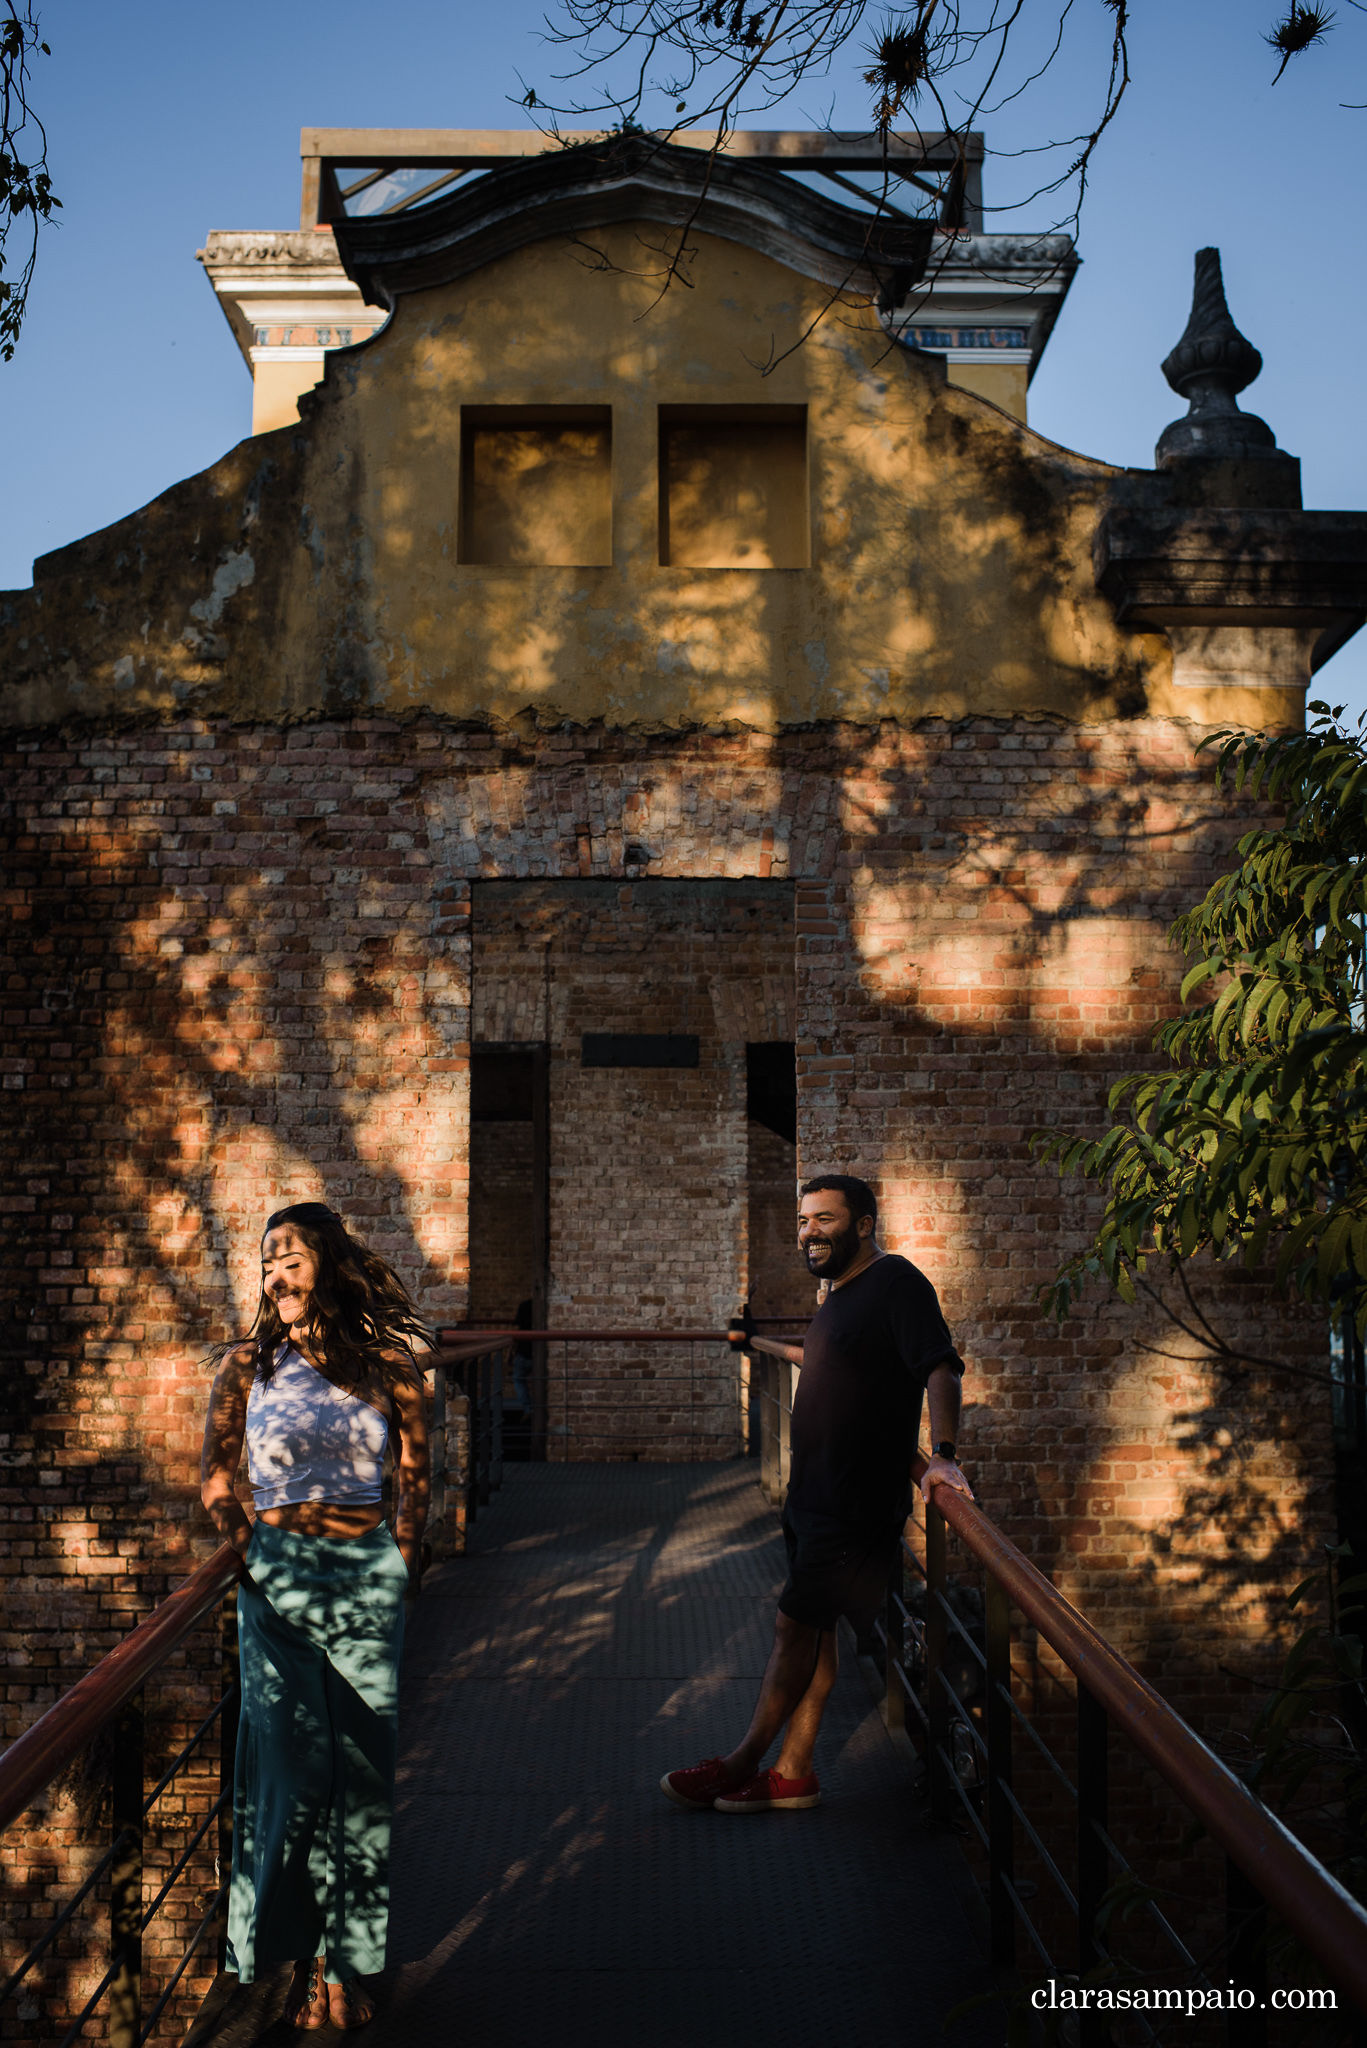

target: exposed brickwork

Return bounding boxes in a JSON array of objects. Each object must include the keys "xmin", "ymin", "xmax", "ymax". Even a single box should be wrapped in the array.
[
  {"xmin": 745, "ymin": 1121, "xmax": 809, "ymax": 1324},
  {"xmin": 0, "ymin": 710, "xmax": 1334, "ymax": 2036}
]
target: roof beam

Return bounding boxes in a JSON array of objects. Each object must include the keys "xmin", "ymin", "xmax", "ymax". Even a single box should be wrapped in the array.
[
  {"xmin": 300, "ymin": 126, "xmax": 983, "ymax": 164},
  {"xmin": 299, "ymin": 128, "xmax": 985, "ymax": 229}
]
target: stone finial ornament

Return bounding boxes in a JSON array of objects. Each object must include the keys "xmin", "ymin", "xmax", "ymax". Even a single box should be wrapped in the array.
[{"xmin": 1156, "ymin": 248, "xmax": 1280, "ymax": 465}]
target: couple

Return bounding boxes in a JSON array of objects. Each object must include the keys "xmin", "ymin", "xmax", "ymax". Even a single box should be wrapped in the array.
[{"xmin": 198, "ymin": 1174, "xmax": 967, "ymax": 2026}]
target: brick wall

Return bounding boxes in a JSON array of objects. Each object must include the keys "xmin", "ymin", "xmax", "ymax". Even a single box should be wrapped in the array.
[{"xmin": 0, "ymin": 711, "xmax": 1334, "ymax": 2035}]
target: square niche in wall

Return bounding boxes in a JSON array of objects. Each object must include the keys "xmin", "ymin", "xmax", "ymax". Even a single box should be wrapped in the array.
[
  {"xmin": 460, "ymin": 406, "xmax": 612, "ymax": 566},
  {"xmin": 659, "ymin": 405, "xmax": 808, "ymax": 568}
]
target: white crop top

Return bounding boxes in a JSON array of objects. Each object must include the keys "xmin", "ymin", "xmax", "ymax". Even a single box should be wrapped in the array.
[{"xmin": 244, "ymin": 1345, "xmax": 388, "ymax": 1510}]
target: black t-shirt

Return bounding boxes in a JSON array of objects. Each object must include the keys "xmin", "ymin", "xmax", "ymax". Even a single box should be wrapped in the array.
[{"xmin": 786, "ymin": 1254, "xmax": 964, "ymax": 1530}]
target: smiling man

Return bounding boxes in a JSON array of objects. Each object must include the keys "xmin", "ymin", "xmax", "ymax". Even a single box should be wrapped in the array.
[{"xmin": 661, "ymin": 1173, "xmax": 971, "ymax": 1814}]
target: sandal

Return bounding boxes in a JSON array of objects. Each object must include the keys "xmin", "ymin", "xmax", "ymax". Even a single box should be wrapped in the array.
[
  {"xmin": 284, "ymin": 1959, "xmax": 328, "ymax": 2031},
  {"xmin": 332, "ymin": 1976, "xmax": 376, "ymax": 2030}
]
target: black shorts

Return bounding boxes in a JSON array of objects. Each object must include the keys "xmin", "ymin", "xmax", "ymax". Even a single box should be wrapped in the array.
[{"xmin": 778, "ymin": 1507, "xmax": 902, "ymax": 1636}]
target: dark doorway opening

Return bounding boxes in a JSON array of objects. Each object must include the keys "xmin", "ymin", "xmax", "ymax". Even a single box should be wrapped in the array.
[
  {"xmin": 469, "ymin": 1043, "xmax": 549, "ymax": 1460},
  {"xmin": 746, "ymin": 1040, "xmax": 797, "ymax": 1145}
]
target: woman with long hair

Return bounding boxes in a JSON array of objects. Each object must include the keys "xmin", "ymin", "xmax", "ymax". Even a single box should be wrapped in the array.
[{"xmin": 200, "ymin": 1202, "xmax": 432, "ymax": 2030}]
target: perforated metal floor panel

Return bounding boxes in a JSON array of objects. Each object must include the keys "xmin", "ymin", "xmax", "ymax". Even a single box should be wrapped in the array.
[{"xmin": 188, "ymin": 1464, "xmax": 1003, "ymax": 2048}]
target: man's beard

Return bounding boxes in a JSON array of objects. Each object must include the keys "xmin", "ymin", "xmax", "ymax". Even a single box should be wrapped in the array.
[{"xmin": 804, "ymin": 1223, "xmax": 859, "ymax": 1280}]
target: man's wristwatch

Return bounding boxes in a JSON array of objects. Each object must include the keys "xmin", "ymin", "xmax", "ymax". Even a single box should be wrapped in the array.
[{"xmin": 934, "ymin": 1440, "xmax": 958, "ymax": 1462}]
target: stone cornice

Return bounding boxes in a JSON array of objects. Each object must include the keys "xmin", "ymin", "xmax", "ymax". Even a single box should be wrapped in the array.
[
  {"xmin": 331, "ymin": 134, "xmax": 936, "ymax": 307},
  {"xmin": 1094, "ymin": 505, "xmax": 1367, "ymax": 670},
  {"xmin": 925, "ymin": 232, "xmax": 1077, "ymax": 279},
  {"xmin": 198, "ymin": 229, "xmax": 348, "ymax": 276}
]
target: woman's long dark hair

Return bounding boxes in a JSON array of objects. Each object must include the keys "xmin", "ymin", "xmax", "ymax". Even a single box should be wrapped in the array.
[{"xmin": 208, "ymin": 1203, "xmax": 435, "ymax": 1390}]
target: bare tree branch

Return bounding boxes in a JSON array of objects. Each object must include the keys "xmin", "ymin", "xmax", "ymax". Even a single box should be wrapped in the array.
[
  {"xmin": 1133, "ymin": 1269, "xmax": 1342, "ymax": 1391},
  {"xmin": 516, "ymin": 0, "xmax": 1131, "ymax": 363},
  {"xmin": 515, "ymin": 0, "xmax": 1355, "ymax": 370}
]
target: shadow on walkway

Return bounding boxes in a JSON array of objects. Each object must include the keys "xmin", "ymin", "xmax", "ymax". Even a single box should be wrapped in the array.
[{"xmin": 188, "ymin": 1464, "xmax": 1003, "ymax": 2048}]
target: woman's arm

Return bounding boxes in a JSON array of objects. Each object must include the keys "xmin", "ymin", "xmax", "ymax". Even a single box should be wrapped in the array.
[
  {"xmin": 390, "ymin": 1366, "xmax": 431, "ymax": 1586},
  {"xmin": 200, "ymin": 1353, "xmax": 254, "ymax": 1555}
]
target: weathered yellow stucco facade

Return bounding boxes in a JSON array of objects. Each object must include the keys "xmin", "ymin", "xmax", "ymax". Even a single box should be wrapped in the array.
[{"xmin": 0, "ymin": 218, "xmax": 1320, "ymax": 737}]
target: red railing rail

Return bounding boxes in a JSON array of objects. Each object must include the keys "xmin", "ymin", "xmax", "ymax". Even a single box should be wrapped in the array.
[
  {"xmin": 920, "ymin": 1455, "xmax": 1367, "ymax": 2014},
  {"xmin": 0, "ymin": 1542, "xmax": 243, "ymax": 1836},
  {"xmin": 436, "ymin": 1333, "xmax": 520, "ymax": 1366},
  {"xmin": 439, "ymin": 1328, "xmax": 739, "ymax": 1344}
]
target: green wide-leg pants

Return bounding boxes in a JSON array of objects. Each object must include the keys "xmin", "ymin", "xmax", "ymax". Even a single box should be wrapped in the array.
[{"xmin": 227, "ymin": 1521, "xmax": 408, "ymax": 1983}]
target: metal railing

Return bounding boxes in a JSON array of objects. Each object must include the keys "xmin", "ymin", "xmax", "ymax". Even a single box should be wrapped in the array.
[
  {"xmin": 17, "ymin": 1323, "xmax": 1361, "ymax": 2038},
  {"xmin": 0, "ymin": 1348, "xmax": 472, "ymax": 2040},
  {"xmin": 746, "ymin": 1339, "xmax": 1367, "ymax": 2035},
  {"xmin": 430, "ymin": 1337, "xmax": 514, "ymax": 1549},
  {"xmin": 0, "ymin": 1545, "xmax": 244, "ymax": 2047},
  {"xmin": 437, "ymin": 1328, "xmax": 740, "ymax": 1487}
]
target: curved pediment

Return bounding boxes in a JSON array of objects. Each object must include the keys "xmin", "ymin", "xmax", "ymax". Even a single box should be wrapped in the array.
[{"xmin": 332, "ymin": 133, "xmax": 934, "ymax": 308}]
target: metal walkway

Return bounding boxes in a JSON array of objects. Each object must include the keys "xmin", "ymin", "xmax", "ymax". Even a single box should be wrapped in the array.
[{"xmin": 191, "ymin": 1464, "xmax": 1002, "ymax": 2048}]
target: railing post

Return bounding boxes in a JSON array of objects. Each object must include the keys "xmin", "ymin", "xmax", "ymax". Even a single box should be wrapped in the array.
[
  {"xmin": 530, "ymin": 1040, "xmax": 550, "ymax": 1463},
  {"xmin": 217, "ymin": 1586, "xmax": 240, "ymax": 1971},
  {"xmin": 1225, "ymin": 1856, "xmax": 1268, "ymax": 2048},
  {"xmin": 479, "ymin": 1351, "xmax": 489, "ymax": 1515},
  {"xmin": 690, "ymin": 1338, "xmax": 696, "ymax": 1464},
  {"xmin": 733, "ymin": 1325, "xmax": 751, "ymax": 1458},
  {"xmin": 777, "ymin": 1360, "xmax": 792, "ymax": 1502},
  {"xmin": 530, "ymin": 1336, "xmax": 548, "ymax": 1463},
  {"xmin": 884, "ymin": 1560, "xmax": 906, "ymax": 1736},
  {"xmin": 1076, "ymin": 1682, "xmax": 1109, "ymax": 2040},
  {"xmin": 459, "ymin": 1362, "xmax": 478, "ymax": 1530},
  {"xmin": 985, "ymin": 1569, "xmax": 1016, "ymax": 1970},
  {"xmin": 432, "ymin": 1365, "xmax": 446, "ymax": 1499},
  {"xmin": 448, "ymin": 1387, "xmax": 471, "ymax": 1548},
  {"xmin": 490, "ymin": 1347, "xmax": 504, "ymax": 1493},
  {"xmin": 108, "ymin": 1692, "xmax": 144, "ymax": 2048},
  {"xmin": 430, "ymin": 1365, "xmax": 447, "ymax": 1551},
  {"xmin": 757, "ymin": 1356, "xmax": 774, "ymax": 1502},
  {"xmin": 925, "ymin": 1498, "xmax": 951, "ymax": 1826}
]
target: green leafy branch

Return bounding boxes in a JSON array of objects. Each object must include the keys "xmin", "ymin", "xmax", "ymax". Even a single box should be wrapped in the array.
[{"xmin": 1036, "ymin": 703, "xmax": 1367, "ymax": 1350}]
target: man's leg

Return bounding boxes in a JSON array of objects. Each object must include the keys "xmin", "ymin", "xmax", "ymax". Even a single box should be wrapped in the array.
[
  {"xmin": 661, "ymin": 1606, "xmax": 832, "ymax": 1807},
  {"xmin": 721, "ymin": 1609, "xmax": 835, "ymax": 1782},
  {"xmin": 773, "ymin": 1624, "xmax": 838, "ymax": 1779}
]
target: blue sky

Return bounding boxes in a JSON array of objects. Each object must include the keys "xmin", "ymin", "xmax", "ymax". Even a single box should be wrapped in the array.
[{"xmin": 2, "ymin": 0, "xmax": 1364, "ymax": 714}]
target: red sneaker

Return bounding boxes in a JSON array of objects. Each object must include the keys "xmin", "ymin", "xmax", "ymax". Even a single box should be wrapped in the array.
[
  {"xmin": 660, "ymin": 1757, "xmax": 740, "ymax": 1811},
  {"xmin": 713, "ymin": 1767, "xmax": 821, "ymax": 1812}
]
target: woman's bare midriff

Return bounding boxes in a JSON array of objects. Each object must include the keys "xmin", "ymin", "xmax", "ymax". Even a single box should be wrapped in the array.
[{"xmin": 257, "ymin": 1502, "xmax": 385, "ymax": 1539}]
